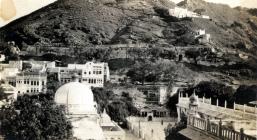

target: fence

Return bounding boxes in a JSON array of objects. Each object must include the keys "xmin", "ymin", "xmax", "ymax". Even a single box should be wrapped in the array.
[
  {"xmin": 187, "ymin": 116, "xmax": 256, "ymax": 140},
  {"xmin": 178, "ymin": 94, "xmax": 257, "ymax": 120}
]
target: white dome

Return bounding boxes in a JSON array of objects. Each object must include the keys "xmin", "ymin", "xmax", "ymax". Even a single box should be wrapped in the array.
[{"xmin": 55, "ymin": 82, "xmax": 96, "ymax": 114}]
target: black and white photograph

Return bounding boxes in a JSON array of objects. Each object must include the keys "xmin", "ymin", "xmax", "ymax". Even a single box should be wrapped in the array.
[{"xmin": 0, "ymin": 0, "xmax": 256, "ymax": 140}]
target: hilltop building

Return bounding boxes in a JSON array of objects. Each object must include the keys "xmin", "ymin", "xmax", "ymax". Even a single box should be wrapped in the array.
[
  {"xmin": 169, "ymin": 7, "xmax": 210, "ymax": 19},
  {"xmin": 195, "ymin": 29, "xmax": 211, "ymax": 44},
  {"xmin": 54, "ymin": 75, "xmax": 124, "ymax": 140}
]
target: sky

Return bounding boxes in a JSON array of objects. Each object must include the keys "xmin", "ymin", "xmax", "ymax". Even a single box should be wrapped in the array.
[{"xmin": 0, "ymin": 0, "xmax": 257, "ymax": 27}]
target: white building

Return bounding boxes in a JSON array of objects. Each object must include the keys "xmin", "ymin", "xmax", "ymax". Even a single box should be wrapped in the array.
[
  {"xmin": 49, "ymin": 62, "xmax": 110, "ymax": 87},
  {"xmin": 16, "ymin": 71, "xmax": 47, "ymax": 94},
  {"xmin": 0, "ymin": 61, "xmax": 22, "ymax": 80},
  {"xmin": 195, "ymin": 29, "xmax": 211, "ymax": 44},
  {"xmin": 169, "ymin": 7, "xmax": 198, "ymax": 18},
  {"xmin": 159, "ymin": 86, "xmax": 168, "ymax": 105},
  {"xmin": 0, "ymin": 84, "xmax": 17, "ymax": 108},
  {"xmin": 0, "ymin": 54, "xmax": 5, "ymax": 62},
  {"xmin": 169, "ymin": 7, "xmax": 210, "ymax": 19},
  {"xmin": 6, "ymin": 71, "xmax": 47, "ymax": 94},
  {"xmin": 54, "ymin": 76, "xmax": 125, "ymax": 140}
]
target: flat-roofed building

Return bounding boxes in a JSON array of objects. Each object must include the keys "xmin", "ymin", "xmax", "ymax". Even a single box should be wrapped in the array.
[
  {"xmin": 6, "ymin": 71, "xmax": 47, "ymax": 94},
  {"xmin": 49, "ymin": 62, "xmax": 110, "ymax": 87}
]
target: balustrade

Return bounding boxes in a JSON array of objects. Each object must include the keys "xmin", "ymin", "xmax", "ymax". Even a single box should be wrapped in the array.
[{"xmin": 187, "ymin": 116, "xmax": 257, "ymax": 140}]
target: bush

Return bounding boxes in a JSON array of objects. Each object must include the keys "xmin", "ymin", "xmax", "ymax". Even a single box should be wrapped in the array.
[
  {"xmin": 0, "ymin": 94, "xmax": 73, "ymax": 140},
  {"xmin": 234, "ymin": 85, "xmax": 257, "ymax": 105}
]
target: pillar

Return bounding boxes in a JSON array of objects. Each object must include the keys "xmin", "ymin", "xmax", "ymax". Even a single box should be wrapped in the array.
[
  {"xmin": 233, "ymin": 102, "xmax": 236, "ymax": 110},
  {"xmin": 240, "ymin": 128, "xmax": 244, "ymax": 140},
  {"xmin": 243, "ymin": 104, "xmax": 246, "ymax": 113},
  {"xmin": 177, "ymin": 107, "xmax": 181, "ymax": 122},
  {"xmin": 186, "ymin": 93, "xmax": 188, "ymax": 98},
  {"xmin": 210, "ymin": 98, "xmax": 212, "ymax": 105},
  {"xmin": 216, "ymin": 99, "xmax": 219, "ymax": 107},
  {"xmin": 225, "ymin": 100, "xmax": 227, "ymax": 108},
  {"xmin": 218, "ymin": 119, "xmax": 222, "ymax": 137},
  {"xmin": 203, "ymin": 96, "xmax": 205, "ymax": 103},
  {"xmin": 206, "ymin": 118, "xmax": 210, "ymax": 132}
]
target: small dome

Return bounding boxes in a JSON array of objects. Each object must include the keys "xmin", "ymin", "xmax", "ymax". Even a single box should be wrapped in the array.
[
  {"xmin": 55, "ymin": 82, "xmax": 96, "ymax": 114},
  {"xmin": 189, "ymin": 91, "xmax": 198, "ymax": 105}
]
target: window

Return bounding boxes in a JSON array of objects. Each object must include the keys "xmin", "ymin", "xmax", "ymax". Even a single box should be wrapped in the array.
[
  {"xmin": 89, "ymin": 71, "xmax": 91, "ymax": 75},
  {"xmin": 84, "ymin": 72, "xmax": 87, "ymax": 74},
  {"xmin": 93, "ymin": 79, "xmax": 96, "ymax": 84},
  {"xmin": 42, "ymin": 81, "xmax": 45, "ymax": 86},
  {"xmin": 31, "ymin": 81, "xmax": 33, "ymax": 85},
  {"xmin": 37, "ymin": 81, "xmax": 39, "ymax": 85},
  {"xmin": 27, "ymin": 90, "xmax": 29, "ymax": 93}
]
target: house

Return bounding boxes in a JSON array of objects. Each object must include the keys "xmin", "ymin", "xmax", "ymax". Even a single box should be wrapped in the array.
[{"xmin": 48, "ymin": 62, "xmax": 110, "ymax": 87}]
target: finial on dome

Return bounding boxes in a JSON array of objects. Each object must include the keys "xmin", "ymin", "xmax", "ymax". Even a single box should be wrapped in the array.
[{"xmin": 71, "ymin": 73, "xmax": 79, "ymax": 82}]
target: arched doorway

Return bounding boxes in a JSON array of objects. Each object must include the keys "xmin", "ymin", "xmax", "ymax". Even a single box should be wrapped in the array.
[{"xmin": 148, "ymin": 115, "xmax": 153, "ymax": 121}]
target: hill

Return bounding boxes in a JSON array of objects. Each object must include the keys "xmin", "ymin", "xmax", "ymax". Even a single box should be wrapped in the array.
[{"xmin": 0, "ymin": 0, "xmax": 256, "ymax": 89}]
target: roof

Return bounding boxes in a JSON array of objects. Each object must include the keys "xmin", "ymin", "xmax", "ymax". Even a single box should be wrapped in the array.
[
  {"xmin": 179, "ymin": 127, "xmax": 217, "ymax": 140},
  {"xmin": 71, "ymin": 117, "xmax": 104, "ymax": 140},
  {"xmin": 55, "ymin": 82, "xmax": 96, "ymax": 115}
]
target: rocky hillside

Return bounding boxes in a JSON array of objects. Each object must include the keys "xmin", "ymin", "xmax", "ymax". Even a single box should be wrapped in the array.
[
  {"xmin": 178, "ymin": 0, "xmax": 257, "ymax": 54},
  {"xmin": 0, "ymin": 0, "xmax": 176, "ymax": 47},
  {"xmin": 0, "ymin": 0, "xmax": 256, "ymax": 87},
  {"xmin": 0, "ymin": 0, "xmax": 256, "ymax": 53}
]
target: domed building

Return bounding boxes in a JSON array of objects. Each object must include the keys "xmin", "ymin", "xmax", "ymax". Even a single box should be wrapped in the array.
[
  {"xmin": 54, "ymin": 74, "xmax": 125, "ymax": 140},
  {"xmin": 55, "ymin": 80, "xmax": 97, "ymax": 115}
]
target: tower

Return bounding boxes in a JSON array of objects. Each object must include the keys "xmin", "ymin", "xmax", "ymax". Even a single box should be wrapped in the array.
[{"xmin": 188, "ymin": 90, "xmax": 199, "ymax": 116}]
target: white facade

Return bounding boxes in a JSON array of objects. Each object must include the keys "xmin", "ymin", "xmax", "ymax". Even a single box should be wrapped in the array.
[
  {"xmin": 49, "ymin": 62, "xmax": 110, "ymax": 87},
  {"xmin": 6, "ymin": 72, "xmax": 47, "ymax": 94},
  {"xmin": 159, "ymin": 86, "xmax": 168, "ymax": 105},
  {"xmin": 195, "ymin": 29, "xmax": 206, "ymax": 37},
  {"xmin": 169, "ymin": 7, "xmax": 198, "ymax": 18},
  {"xmin": 195, "ymin": 29, "xmax": 211, "ymax": 44},
  {"xmin": 169, "ymin": 7, "xmax": 210, "ymax": 19},
  {"xmin": 0, "ymin": 54, "xmax": 5, "ymax": 62},
  {"xmin": 15, "ymin": 72, "xmax": 47, "ymax": 94},
  {"xmin": 0, "ymin": 67, "xmax": 19, "ymax": 80}
]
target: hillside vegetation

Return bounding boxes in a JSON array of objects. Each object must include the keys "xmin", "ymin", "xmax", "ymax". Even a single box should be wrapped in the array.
[{"xmin": 0, "ymin": 0, "xmax": 256, "ymax": 102}]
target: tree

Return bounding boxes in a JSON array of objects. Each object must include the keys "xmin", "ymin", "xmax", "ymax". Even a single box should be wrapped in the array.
[
  {"xmin": 185, "ymin": 49, "xmax": 201, "ymax": 64},
  {"xmin": 127, "ymin": 60, "xmax": 161, "ymax": 85},
  {"xmin": 190, "ymin": 81, "xmax": 235, "ymax": 107},
  {"xmin": 0, "ymin": 94, "xmax": 73, "ymax": 140},
  {"xmin": 234, "ymin": 85, "xmax": 257, "ymax": 105},
  {"xmin": 92, "ymin": 88, "xmax": 138, "ymax": 123}
]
